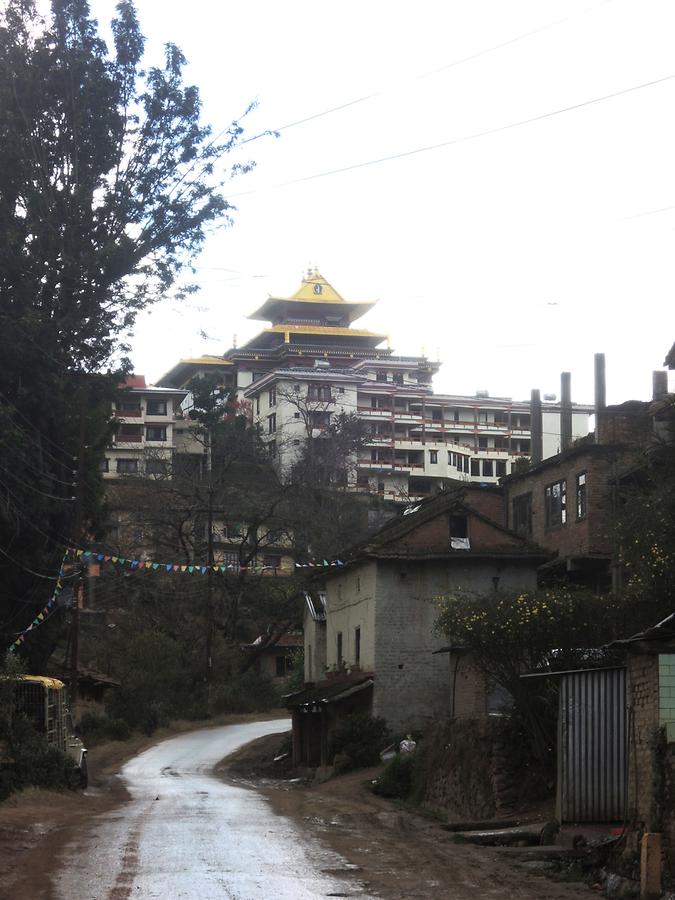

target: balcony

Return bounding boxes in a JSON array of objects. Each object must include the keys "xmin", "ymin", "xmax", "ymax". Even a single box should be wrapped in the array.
[{"xmin": 114, "ymin": 407, "xmax": 142, "ymax": 418}]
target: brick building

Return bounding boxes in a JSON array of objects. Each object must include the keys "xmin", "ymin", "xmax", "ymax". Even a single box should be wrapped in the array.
[
  {"xmin": 612, "ymin": 616, "xmax": 675, "ymax": 867},
  {"xmin": 286, "ymin": 485, "xmax": 549, "ymax": 764}
]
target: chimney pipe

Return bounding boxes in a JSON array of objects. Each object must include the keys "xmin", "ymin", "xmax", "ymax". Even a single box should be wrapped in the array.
[
  {"xmin": 653, "ymin": 370, "xmax": 668, "ymax": 400},
  {"xmin": 530, "ymin": 389, "xmax": 543, "ymax": 466},
  {"xmin": 594, "ymin": 353, "xmax": 606, "ymax": 443},
  {"xmin": 560, "ymin": 371, "xmax": 572, "ymax": 452}
]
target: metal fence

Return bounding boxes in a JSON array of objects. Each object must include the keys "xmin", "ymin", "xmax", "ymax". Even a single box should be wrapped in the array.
[{"xmin": 558, "ymin": 667, "xmax": 627, "ymax": 822}]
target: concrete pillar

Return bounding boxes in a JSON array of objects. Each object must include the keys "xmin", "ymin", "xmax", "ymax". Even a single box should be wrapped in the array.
[
  {"xmin": 652, "ymin": 370, "xmax": 668, "ymax": 400},
  {"xmin": 640, "ymin": 832, "xmax": 662, "ymax": 900},
  {"xmin": 530, "ymin": 390, "xmax": 543, "ymax": 466},
  {"xmin": 560, "ymin": 371, "xmax": 572, "ymax": 452},
  {"xmin": 594, "ymin": 353, "xmax": 606, "ymax": 443}
]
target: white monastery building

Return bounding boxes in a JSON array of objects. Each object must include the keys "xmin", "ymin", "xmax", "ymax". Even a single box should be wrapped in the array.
[{"xmin": 158, "ymin": 270, "xmax": 592, "ymax": 501}]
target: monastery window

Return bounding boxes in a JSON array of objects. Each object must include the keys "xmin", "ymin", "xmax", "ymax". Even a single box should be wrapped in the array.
[
  {"xmin": 478, "ymin": 437, "xmax": 488, "ymax": 449},
  {"xmin": 576, "ymin": 472, "xmax": 587, "ymax": 520},
  {"xmin": 496, "ymin": 460, "xmax": 506, "ymax": 477},
  {"xmin": 429, "ymin": 450, "xmax": 438, "ymax": 464},
  {"xmin": 545, "ymin": 479, "xmax": 567, "ymax": 528},
  {"xmin": 512, "ymin": 493, "xmax": 533, "ymax": 539},
  {"xmin": 470, "ymin": 459, "xmax": 480, "ymax": 476},
  {"xmin": 308, "ymin": 384, "xmax": 332, "ymax": 401},
  {"xmin": 482, "ymin": 460, "xmax": 493, "ymax": 477},
  {"xmin": 393, "ymin": 373, "xmax": 403, "ymax": 385},
  {"xmin": 376, "ymin": 371, "xmax": 388, "ymax": 383}
]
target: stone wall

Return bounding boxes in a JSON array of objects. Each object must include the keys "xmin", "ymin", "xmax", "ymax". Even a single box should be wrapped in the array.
[{"xmin": 418, "ymin": 718, "xmax": 517, "ymax": 821}]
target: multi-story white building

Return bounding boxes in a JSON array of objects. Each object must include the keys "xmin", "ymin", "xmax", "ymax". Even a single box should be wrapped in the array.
[
  {"xmin": 101, "ymin": 375, "xmax": 190, "ymax": 480},
  {"xmin": 159, "ymin": 270, "xmax": 592, "ymax": 501}
]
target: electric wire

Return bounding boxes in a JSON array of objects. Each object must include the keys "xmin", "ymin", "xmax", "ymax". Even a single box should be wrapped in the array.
[
  {"xmin": 228, "ymin": 73, "xmax": 675, "ymax": 199},
  {"xmin": 241, "ymin": 0, "xmax": 615, "ymax": 144},
  {"xmin": 0, "ymin": 388, "xmax": 77, "ymax": 464}
]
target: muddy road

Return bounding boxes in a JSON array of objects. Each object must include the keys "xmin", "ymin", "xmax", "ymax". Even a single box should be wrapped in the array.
[
  {"xmin": 51, "ymin": 719, "xmax": 365, "ymax": 899},
  {"xmin": 7, "ymin": 719, "xmax": 595, "ymax": 899}
]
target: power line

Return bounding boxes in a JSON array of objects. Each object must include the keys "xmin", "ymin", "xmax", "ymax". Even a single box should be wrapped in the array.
[
  {"xmin": 239, "ymin": 0, "xmax": 615, "ymax": 144},
  {"xmin": 228, "ymin": 73, "xmax": 675, "ymax": 199},
  {"xmin": 0, "ymin": 543, "xmax": 73, "ymax": 581}
]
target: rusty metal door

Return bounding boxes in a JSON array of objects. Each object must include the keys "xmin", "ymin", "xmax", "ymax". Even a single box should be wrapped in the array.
[{"xmin": 558, "ymin": 667, "xmax": 627, "ymax": 822}]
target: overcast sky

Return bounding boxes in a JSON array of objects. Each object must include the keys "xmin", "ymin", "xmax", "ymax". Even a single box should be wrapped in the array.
[{"xmin": 90, "ymin": 0, "xmax": 674, "ymax": 405}]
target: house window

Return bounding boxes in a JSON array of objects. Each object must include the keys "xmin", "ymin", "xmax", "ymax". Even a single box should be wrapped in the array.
[
  {"xmin": 220, "ymin": 551, "xmax": 240, "ymax": 567},
  {"xmin": 355, "ymin": 627, "xmax": 361, "ymax": 665},
  {"xmin": 223, "ymin": 523, "xmax": 242, "ymax": 539},
  {"xmin": 146, "ymin": 399, "xmax": 167, "ymax": 416},
  {"xmin": 99, "ymin": 458, "xmax": 109, "ymax": 472},
  {"xmin": 268, "ymin": 388, "xmax": 276, "ymax": 407},
  {"xmin": 118, "ymin": 424, "xmax": 142, "ymax": 440},
  {"xmin": 116, "ymin": 458, "xmax": 139, "ymax": 474},
  {"xmin": 393, "ymin": 373, "xmax": 403, "ymax": 385},
  {"xmin": 268, "ymin": 414, "xmax": 276, "ymax": 434},
  {"xmin": 376, "ymin": 371, "xmax": 387, "ymax": 382},
  {"xmin": 470, "ymin": 459, "xmax": 480, "ymax": 476},
  {"xmin": 449, "ymin": 515, "xmax": 468, "ymax": 538},
  {"xmin": 118, "ymin": 401, "xmax": 141, "ymax": 415},
  {"xmin": 576, "ymin": 472, "xmax": 587, "ymax": 520},
  {"xmin": 255, "ymin": 396, "xmax": 260, "ymax": 416},
  {"xmin": 429, "ymin": 450, "xmax": 438, "ymax": 464},
  {"xmin": 482, "ymin": 460, "xmax": 493, "ymax": 477},
  {"xmin": 268, "ymin": 439, "xmax": 277, "ymax": 458},
  {"xmin": 337, "ymin": 632, "xmax": 343, "ymax": 665},
  {"xmin": 263, "ymin": 554, "xmax": 281, "ymax": 569},
  {"xmin": 377, "ymin": 482, "xmax": 385, "ymax": 494},
  {"xmin": 496, "ymin": 460, "xmax": 506, "ymax": 477},
  {"xmin": 545, "ymin": 479, "xmax": 567, "ymax": 528},
  {"xmin": 478, "ymin": 437, "xmax": 488, "ymax": 449},
  {"xmin": 146, "ymin": 426, "xmax": 167, "ymax": 442},
  {"xmin": 512, "ymin": 493, "xmax": 532, "ymax": 538},
  {"xmin": 146, "ymin": 458, "xmax": 168, "ymax": 476},
  {"xmin": 275, "ymin": 656, "xmax": 287, "ymax": 677}
]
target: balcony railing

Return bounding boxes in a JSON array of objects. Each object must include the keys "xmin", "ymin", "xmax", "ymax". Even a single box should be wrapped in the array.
[
  {"xmin": 115, "ymin": 434, "xmax": 143, "ymax": 443},
  {"xmin": 114, "ymin": 408, "xmax": 142, "ymax": 418}
]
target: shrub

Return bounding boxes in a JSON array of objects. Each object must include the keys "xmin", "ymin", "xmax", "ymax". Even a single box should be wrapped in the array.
[
  {"xmin": 211, "ymin": 670, "xmax": 280, "ymax": 715},
  {"xmin": 78, "ymin": 712, "xmax": 131, "ymax": 743},
  {"xmin": 331, "ymin": 713, "xmax": 390, "ymax": 771},
  {"xmin": 372, "ymin": 752, "xmax": 416, "ymax": 798}
]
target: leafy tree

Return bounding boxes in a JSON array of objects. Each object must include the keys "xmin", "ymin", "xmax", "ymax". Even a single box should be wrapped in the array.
[{"xmin": 0, "ymin": 0, "xmax": 255, "ymax": 664}]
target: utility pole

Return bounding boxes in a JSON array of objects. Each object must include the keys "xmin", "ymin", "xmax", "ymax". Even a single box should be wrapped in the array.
[
  {"xmin": 69, "ymin": 400, "xmax": 87, "ymax": 713},
  {"xmin": 205, "ymin": 423, "xmax": 215, "ymax": 713}
]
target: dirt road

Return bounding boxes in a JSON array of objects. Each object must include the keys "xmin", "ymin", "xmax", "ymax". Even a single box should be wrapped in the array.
[{"xmin": 1, "ymin": 721, "xmax": 594, "ymax": 899}]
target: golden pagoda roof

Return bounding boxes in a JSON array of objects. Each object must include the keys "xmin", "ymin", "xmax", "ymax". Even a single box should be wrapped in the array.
[
  {"xmin": 265, "ymin": 323, "xmax": 386, "ymax": 340},
  {"xmin": 248, "ymin": 269, "xmax": 376, "ymax": 323}
]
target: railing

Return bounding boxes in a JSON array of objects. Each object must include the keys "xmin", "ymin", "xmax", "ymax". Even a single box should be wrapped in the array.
[
  {"xmin": 114, "ymin": 434, "xmax": 143, "ymax": 443},
  {"xmin": 114, "ymin": 408, "xmax": 142, "ymax": 418}
]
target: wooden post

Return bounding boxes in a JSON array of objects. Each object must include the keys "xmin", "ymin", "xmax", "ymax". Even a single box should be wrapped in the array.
[{"xmin": 640, "ymin": 832, "xmax": 661, "ymax": 900}]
